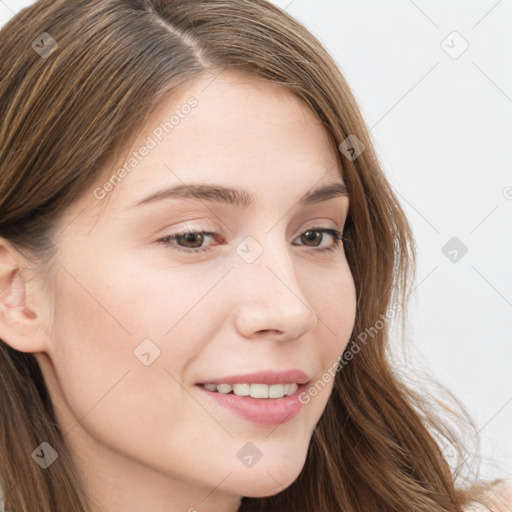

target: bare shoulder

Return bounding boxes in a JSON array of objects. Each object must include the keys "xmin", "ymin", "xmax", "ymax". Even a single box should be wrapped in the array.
[{"xmin": 465, "ymin": 477, "xmax": 512, "ymax": 512}]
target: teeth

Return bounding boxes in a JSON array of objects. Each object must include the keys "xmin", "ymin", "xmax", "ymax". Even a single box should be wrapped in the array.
[
  {"xmin": 287, "ymin": 383, "xmax": 298, "ymax": 395},
  {"xmin": 269, "ymin": 384, "xmax": 284, "ymax": 398},
  {"xmin": 216, "ymin": 383, "xmax": 233, "ymax": 394},
  {"xmin": 202, "ymin": 382, "xmax": 299, "ymax": 398},
  {"xmin": 250, "ymin": 383, "xmax": 269, "ymax": 398},
  {"xmin": 232, "ymin": 383, "xmax": 250, "ymax": 396}
]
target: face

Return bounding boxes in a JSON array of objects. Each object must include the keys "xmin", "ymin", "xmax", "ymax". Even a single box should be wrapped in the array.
[{"xmin": 33, "ymin": 71, "xmax": 357, "ymax": 509}]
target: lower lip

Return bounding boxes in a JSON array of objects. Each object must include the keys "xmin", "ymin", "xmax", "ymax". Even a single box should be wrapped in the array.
[{"xmin": 195, "ymin": 384, "xmax": 308, "ymax": 426}]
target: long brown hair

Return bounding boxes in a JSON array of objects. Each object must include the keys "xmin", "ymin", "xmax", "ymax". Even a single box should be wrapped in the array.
[{"xmin": 0, "ymin": 1, "xmax": 504, "ymax": 510}]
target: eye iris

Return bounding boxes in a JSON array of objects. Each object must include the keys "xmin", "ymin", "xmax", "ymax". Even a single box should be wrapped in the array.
[
  {"xmin": 178, "ymin": 232, "xmax": 204, "ymax": 248},
  {"xmin": 302, "ymin": 230, "xmax": 322, "ymax": 246}
]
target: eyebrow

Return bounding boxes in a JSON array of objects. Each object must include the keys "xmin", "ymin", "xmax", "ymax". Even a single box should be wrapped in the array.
[{"xmin": 133, "ymin": 181, "xmax": 350, "ymax": 209}]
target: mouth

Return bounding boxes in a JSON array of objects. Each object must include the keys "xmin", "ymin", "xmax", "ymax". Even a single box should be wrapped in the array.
[{"xmin": 194, "ymin": 370, "xmax": 312, "ymax": 426}]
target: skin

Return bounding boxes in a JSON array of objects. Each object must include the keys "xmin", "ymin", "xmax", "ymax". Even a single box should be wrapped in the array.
[{"xmin": 0, "ymin": 70, "xmax": 356, "ymax": 512}]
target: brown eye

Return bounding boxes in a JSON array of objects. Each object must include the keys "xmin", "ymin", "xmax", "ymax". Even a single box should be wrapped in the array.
[
  {"xmin": 294, "ymin": 227, "xmax": 344, "ymax": 251},
  {"xmin": 174, "ymin": 232, "xmax": 206, "ymax": 249},
  {"xmin": 158, "ymin": 229, "xmax": 218, "ymax": 254},
  {"xmin": 301, "ymin": 229, "xmax": 323, "ymax": 247}
]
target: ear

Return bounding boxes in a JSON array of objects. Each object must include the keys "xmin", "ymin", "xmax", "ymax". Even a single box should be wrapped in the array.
[{"xmin": 0, "ymin": 238, "xmax": 50, "ymax": 353}]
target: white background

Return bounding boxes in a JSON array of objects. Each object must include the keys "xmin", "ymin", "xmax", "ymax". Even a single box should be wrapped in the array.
[{"xmin": 1, "ymin": 0, "xmax": 510, "ymax": 479}]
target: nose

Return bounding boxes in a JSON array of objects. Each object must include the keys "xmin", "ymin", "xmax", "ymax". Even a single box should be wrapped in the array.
[{"xmin": 231, "ymin": 239, "xmax": 318, "ymax": 342}]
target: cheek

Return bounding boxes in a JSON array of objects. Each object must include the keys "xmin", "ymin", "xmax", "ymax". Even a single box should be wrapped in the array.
[
  {"xmin": 47, "ymin": 262, "xmax": 224, "ymax": 478},
  {"xmin": 309, "ymin": 262, "xmax": 357, "ymax": 359},
  {"xmin": 303, "ymin": 263, "xmax": 357, "ymax": 406},
  {"xmin": 53, "ymin": 254, "xmax": 210, "ymax": 368}
]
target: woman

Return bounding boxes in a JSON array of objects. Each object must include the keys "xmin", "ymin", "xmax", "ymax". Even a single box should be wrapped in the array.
[{"xmin": 0, "ymin": 0, "xmax": 509, "ymax": 511}]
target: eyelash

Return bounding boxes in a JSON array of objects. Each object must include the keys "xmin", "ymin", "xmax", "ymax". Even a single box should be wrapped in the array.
[{"xmin": 157, "ymin": 226, "xmax": 346, "ymax": 255}]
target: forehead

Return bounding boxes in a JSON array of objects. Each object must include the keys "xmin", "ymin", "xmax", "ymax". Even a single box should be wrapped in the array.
[{"xmin": 78, "ymin": 70, "xmax": 344, "ymax": 221}]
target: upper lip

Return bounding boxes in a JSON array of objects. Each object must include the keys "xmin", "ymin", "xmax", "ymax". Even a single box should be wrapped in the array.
[{"xmin": 196, "ymin": 369, "xmax": 311, "ymax": 386}]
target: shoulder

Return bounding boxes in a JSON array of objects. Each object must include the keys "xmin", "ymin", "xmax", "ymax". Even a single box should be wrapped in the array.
[{"xmin": 464, "ymin": 477, "xmax": 512, "ymax": 512}]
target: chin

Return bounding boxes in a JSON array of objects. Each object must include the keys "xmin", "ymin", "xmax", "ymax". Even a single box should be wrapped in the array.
[{"xmin": 231, "ymin": 459, "xmax": 305, "ymax": 498}]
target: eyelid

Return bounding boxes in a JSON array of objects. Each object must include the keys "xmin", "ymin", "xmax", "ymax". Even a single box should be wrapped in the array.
[{"xmin": 157, "ymin": 218, "xmax": 345, "ymax": 242}]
